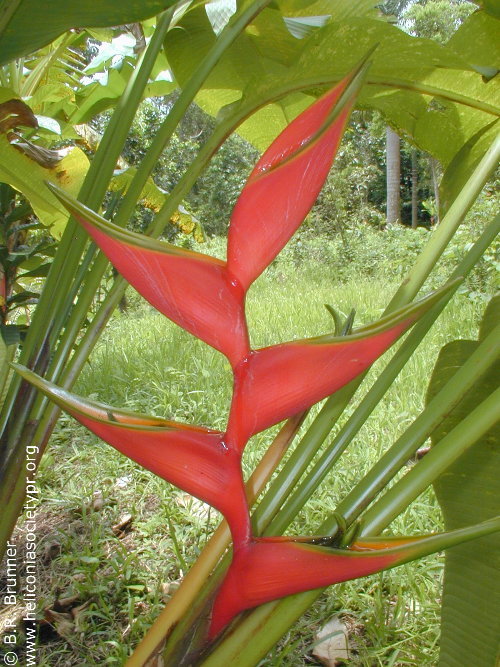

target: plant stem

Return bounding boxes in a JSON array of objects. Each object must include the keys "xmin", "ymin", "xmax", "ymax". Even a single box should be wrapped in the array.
[
  {"xmin": 360, "ymin": 386, "xmax": 500, "ymax": 534},
  {"xmin": 325, "ymin": 322, "xmax": 500, "ymax": 533},
  {"xmin": 262, "ymin": 215, "xmax": 500, "ymax": 536},
  {"xmin": 251, "ymin": 382, "xmax": 354, "ymax": 533},
  {"xmin": 386, "ymin": 134, "xmax": 500, "ymax": 310},
  {"xmin": 200, "ymin": 311, "xmax": 500, "ymax": 666}
]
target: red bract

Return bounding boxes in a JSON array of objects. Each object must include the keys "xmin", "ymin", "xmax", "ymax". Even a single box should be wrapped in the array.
[
  {"xmin": 227, "ymin": 84, "xmax": 353, "ymax": 291},
  {"xmin": 14, "ymin": 367, "xmax": 251, "ymax": 545},
  {"xmin": 225, "ymin": 286, "xmax": 451, "ymax": 450},
  {"xmin": 44, "ymin": 200, "xmax": 250, "ymax": 368}
]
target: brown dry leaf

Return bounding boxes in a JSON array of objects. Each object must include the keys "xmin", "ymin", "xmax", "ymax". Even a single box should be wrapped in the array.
[
  {"xmin": 0, "ymin": 99, "xmax": 38, "ymax": 133},
  {"xmin": 71, "ymin": 600, "xmax": 92, "ymax": 630},
  {"xmin": 42, "ymin": 541, "xmax": 61, "ymax": 564},
  {"xmin": 312, "ymin": 616, "xmax": 350, "ymax": 666},
  {"xmin": 44, "ymin": 609, "xmax": 75, "ymax": 640},
  {"xmin": 92, "ymin": 490, "xmax": 104, "ymax": 511},
  {"xmin": 112, "ymin": 513, "xmax": 133, "ymax": 536},
  {"xmin": 53, "ymin": 594, "xmax": 80, "ymax": 612}
]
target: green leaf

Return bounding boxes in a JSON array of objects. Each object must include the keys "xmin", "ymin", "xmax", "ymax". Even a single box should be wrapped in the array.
[
  {"xmin": 19, "ymin": 262, "xmax": 52, "ymax": 278},
  {"xmin": 0, "ymin": 135, "xmax": 89, "ymax": 238},
  {"xmin": 426, "ymin": 295, "xmax": 500, "ymax": 667},
  {"xmin": 276, "ymin": 0, "xmax": 379, "ymax": 19},
  {"xmin": 0, "ymin": 325, "xmax": 22, "ymax": 347},
  {"xmin": 7, "ymin": 290, "xmax": 39, "ymax": 306},
  {"xmin": 69, "ymin": 64, "xmax": 176, "ymax": 125},
  {"xmin": 440, "ymin": 120, "xmax": 499, "ymax": 215},
  {"xmin": 70, "ymin": 67, "xmax": 134, "ymax": 125},
  {"xmin": 0, "ymin": 0, "xmax": 179, "ymax": 66},
  {"xmin": 447, "ymin": 10, "xmax": 500, "ymax": 72},
  {"xmin": 79, "ymin": 556, "xmax": 100, "ymax": 564},
  {"xmin": 474, "ymin": 0, "xmax": 500, "ymax": 20}
]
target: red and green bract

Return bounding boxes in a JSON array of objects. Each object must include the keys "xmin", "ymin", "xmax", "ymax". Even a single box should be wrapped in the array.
[{"xmin": 16, "ymin": 62, "xmax": 462, "ymax": 639}]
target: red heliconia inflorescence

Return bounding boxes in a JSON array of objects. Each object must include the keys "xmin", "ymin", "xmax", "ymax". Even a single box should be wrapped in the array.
[{"xmin": 16, "ymin": 60, "xmax": 462, "ymax": 641}]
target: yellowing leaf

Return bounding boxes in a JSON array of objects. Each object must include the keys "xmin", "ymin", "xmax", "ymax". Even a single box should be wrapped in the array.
[{"xmin": 0, "ymin": 135, "xmax": 89, "ymax": 238}]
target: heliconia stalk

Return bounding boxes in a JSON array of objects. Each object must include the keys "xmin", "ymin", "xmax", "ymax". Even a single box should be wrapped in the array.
[
  {"xmin": 44, "ymin": 188, "xmax": 250, "ymax": 368},
  {"xmin": 208, "ymin": 517, "xmax": 500, "ymax": 638},
  {"xmin": 226, "ymin": 281, "xmax": 456, "ymax": 450},
  {"xmin": 227, "ymin": 57, "xmax": 371, "ymax": 291},
  {"xmin": 13, "ymin": 365, "xmax": 251, "ymax": 544}
]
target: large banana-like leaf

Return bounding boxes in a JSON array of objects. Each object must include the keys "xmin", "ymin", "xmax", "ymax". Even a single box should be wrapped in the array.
[
  {"xmin": 165, "ymin": 7, "xmax": 499, "ymax": 218},
  {"xmin": 0, "ymin": 133, "xmax": 89, "ymax": 238},
  {"xmin": 427, "ymin": 295, "xmax": 500, "ymax": 667},
  {"xmin": 0, "ymin": 0, "xmax": 178, "ymax": 66}
]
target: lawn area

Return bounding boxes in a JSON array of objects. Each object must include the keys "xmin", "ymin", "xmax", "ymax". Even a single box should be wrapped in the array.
[{"xmin": 12, "ymin": 237, "xmax": 487, "ymax": 665}]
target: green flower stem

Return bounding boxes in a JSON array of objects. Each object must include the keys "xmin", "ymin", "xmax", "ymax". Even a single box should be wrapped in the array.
[
  {"xmin": 0, "ymin": 465, "xmax": 27, "ymax": 559},
  {"xmin": 260, "ymin": 215, "xmax": 500, "ymax": 537},
  {"xmin": 360, "ymin": 387, "xmax": 500, "ymax": 535},
  {"xmin": 251, "ymin": 384, "xmax": 353, "ymax": 533}
]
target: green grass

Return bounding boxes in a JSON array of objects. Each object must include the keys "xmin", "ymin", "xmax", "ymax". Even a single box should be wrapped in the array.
[{"xmin": 6, "ymin": 251, "xmax": 486, "ymax": 666}]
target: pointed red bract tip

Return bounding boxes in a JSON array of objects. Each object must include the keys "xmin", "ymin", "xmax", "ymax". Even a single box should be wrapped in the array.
[
  {"xmin": 227, "ymin": 81, "xmax": 353, "ymax": 291},
  {"xmin": 13, "ymin": 363, "xmax": 253, "ymax": 546}
]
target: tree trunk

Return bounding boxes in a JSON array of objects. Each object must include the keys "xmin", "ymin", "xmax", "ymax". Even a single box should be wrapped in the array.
[
  {"xmin": 386, "ymin": 126, "xmax": 401, "ymax": 226},
  {"xmin": 411, "ymin": 148, "xmax": 418, "ymax": 229},
  {"xmin": 430, "ymin": 156, "xmax": 441, "ymax": 224}
]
